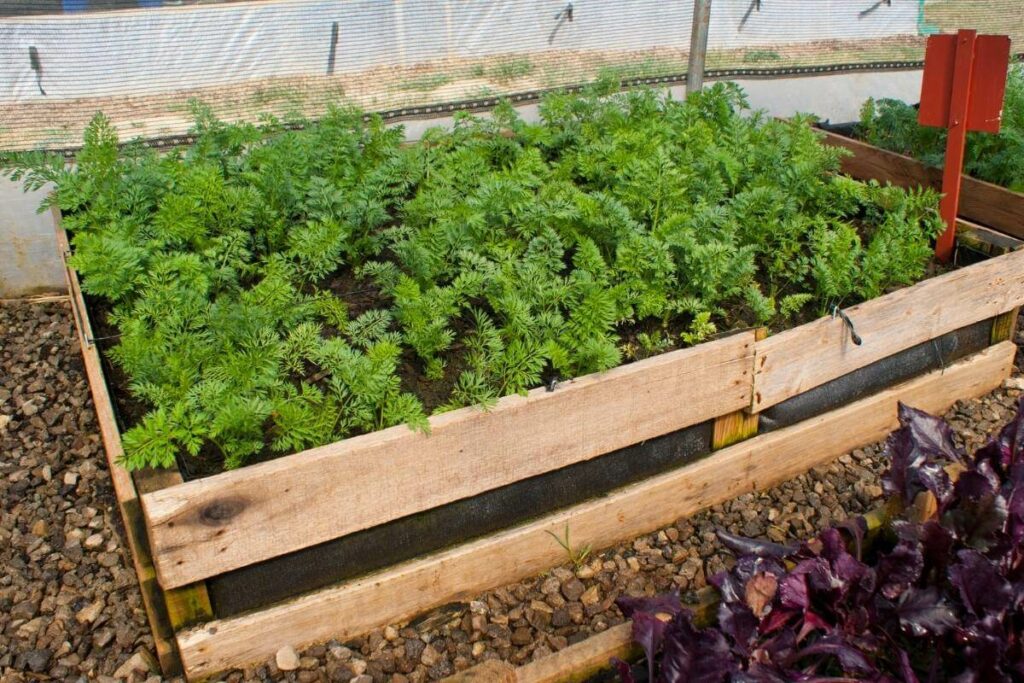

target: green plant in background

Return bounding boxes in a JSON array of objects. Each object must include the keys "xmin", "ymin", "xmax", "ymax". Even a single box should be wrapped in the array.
[
  {"xmin": 596, "ymin": 57, "xmax": 685, "ymax": 83},
  {"xmin": 487, "ymin": 57, "xmax": 534, "ymax": 84},
  {"xmin": 397, "ymin": 73, "xmax": 454, "ymax": 93},
  {"xmin": 1, "ymin": 79, "xmax": 943, "ymax": 472},
  {"xmin": 858, "ymin": 63, "xmax": 1024, "ymax": 191},
  {"xmin": 743, "ymin": 49, "xmax": 782, "ymax": 64},
  {"xmin": 545, "ymin": 524, "xmax": 592, "ymax": 571}
]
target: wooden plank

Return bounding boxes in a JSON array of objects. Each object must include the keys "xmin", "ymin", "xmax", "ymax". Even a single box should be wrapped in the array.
[
  {"xmin": 143, "ymin": 332, "xmax": 755, "ymax": 589},
  {"xmin": 959, "ymin": 176, "xmax": 1024, "ymax": 241},
  {"xmin": 518, "ymin": 623, "xmax": 633, "ymax": 683},
  {"xmin": 992, "ymin": 307, "xmax": 1021, "ymax": 344},
  {"xmin": 751, "ymin": 248, "xmax": 1024, "ymax": 412},
  {"xmin": 54, "ymin": 212, "xmax": 183, "ymax": 675},
  {"xmin": 53, "ymin": 210, "xmax": 135, "ymax": 504},
  {"xmin": 123, "ymin": 498, "xmax": 181, "ymax": 675},
  {"xmin": 957, "ymin": 219, "xmax": 1023, "ymax": 256},
  {"xmin": 176, "ymin": 342, "xmax": 1014, "ymax": 679},
  {"xmin": 819, "ymin": 130, "xmax": 1024, "ymax": 240},
  {"xmin": 444, "ymin": 660, "xmax": 518, "ymax": 683}
]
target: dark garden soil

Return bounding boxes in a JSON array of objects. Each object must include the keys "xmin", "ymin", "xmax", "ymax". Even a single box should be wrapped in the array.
[{"xmin": 1, "ymin": 299, "xmax": 1021, "ymax": 683}]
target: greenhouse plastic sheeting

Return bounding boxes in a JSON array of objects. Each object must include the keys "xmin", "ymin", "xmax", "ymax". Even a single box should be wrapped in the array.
[{"xmin": 0, "ymin": 0, "xmax": 1017, "ymax": 151}]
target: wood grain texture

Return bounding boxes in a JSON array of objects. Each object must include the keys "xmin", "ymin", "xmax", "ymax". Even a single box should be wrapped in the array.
[
  {"xmin": 751, "ymin": 248, "xmax": 1024, "ymax": 412},
  {"xmin": 176, "ymin": 342, "xmax": 1014, "ymax": 679},
  {"xmin": 444, "ymin": 660, "xmax": 518, "ymax": 683},
  {"xmin": 992, "ymin": 308, "xmax": 1021, "ymax": 344},
  {"xmin": 819, "ymin": 131, "xmax": 1024, "ymax": 239},
  {"xmin": 142, "ymin": 332, "xmax": 755, "ymax": 589},
  {"xmin": 957, "ymin": 219, "xmax": 1023, "ymax": 256},
  {"xmin": 517, "ymin": 623, "xmax": 634, "ymax": 683}
]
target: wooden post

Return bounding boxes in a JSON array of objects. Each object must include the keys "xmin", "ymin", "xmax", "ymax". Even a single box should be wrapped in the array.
[
  {"xmin": 918, "ymin": 30, "xmax": 1010, "ymax": 262},
  {"xmin": 934, "ymin": 30, "xmax": 977, "ymax": 262},
  {"xmin": 134, "ymin": 469, "xmax": 215, "ymax": 631},
  {"xmin": 164, "ymin": 584, "xmax": 214, "ymax": 630},
  {"xmin": 992, "ymin": 307, "xmax": 1020, "ymax": 344},
  {"xmin": 686, "ymin": 0, "xmax": 712, "ymax": 96},
  {"xmin": 713, "ymin": 327, "xmax": 766, "ymax": 449}
]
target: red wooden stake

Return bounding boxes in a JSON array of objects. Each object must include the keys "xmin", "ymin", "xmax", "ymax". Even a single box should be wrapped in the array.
[
  {"xmin": 934, "ymin": 30, "xmax": 976, "ymax": 262},
  {"xmin": 918, "ymin": 30, "xmax": 1010, "ymax": 263}
]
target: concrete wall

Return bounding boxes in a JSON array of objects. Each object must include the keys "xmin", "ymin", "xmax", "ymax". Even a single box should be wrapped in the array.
[
  {"xmin": 0, "ymin": 0, "xmax": 919, "ymax": 101},
  {"xmin": 0, "ymin": 179, "xmax": 64, "ymax": 297}
]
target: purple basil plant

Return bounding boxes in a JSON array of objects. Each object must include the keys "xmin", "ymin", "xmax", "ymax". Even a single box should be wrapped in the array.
[{"xmin": 614, "ymin": 399, "xmax": 1024, "ymax": 682}]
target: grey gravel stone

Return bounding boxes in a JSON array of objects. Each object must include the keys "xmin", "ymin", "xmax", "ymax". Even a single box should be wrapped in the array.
[{"xmin": 0, "ymin": 302, "xmax": 164, "ymax": 682}]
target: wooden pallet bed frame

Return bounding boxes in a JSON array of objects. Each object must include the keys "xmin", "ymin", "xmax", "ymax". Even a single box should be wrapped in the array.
[{"xmin": 56, "ymin": 131, "xmax": 1024, "ymax": 680}]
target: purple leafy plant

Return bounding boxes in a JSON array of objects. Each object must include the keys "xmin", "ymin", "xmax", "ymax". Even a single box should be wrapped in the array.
[{"xmin": 615, "ymin": 398, "xmax": 1024, "ymax": 682}]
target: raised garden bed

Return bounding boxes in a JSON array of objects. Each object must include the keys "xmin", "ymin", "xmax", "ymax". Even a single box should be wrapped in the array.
[
  {"xmin": 815, "ymin": 127, "xmax": 1024, "ymax": 244},
  {"xmin": 855, "ymin": 64, "xmax": 1024, "ymax": 193},
  {"xmin": 31, "ymin": 91, "xmax": 1024, "ymax": 679}
]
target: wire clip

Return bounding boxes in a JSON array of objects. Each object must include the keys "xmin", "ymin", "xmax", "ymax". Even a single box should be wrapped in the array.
[{"xmin": 832, "ymin": 306, "xmax": 863, "ymax": 346}]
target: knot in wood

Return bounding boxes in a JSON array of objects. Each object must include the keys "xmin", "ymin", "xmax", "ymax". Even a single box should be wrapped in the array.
[{"xmin": 199, "ymin": 498, "xmax": 246, "ymax": 526}]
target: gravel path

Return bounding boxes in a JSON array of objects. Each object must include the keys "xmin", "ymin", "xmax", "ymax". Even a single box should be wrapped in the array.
[
  {"xmin": 1, "ymin": 300, "xmax": 1020, "ymax": 683},
  {"xmin": 0, "ymin": 301, "xmax": 160, "ymax": 683}
]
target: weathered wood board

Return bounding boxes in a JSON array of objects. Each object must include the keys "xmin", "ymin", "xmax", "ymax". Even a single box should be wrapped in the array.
[
  {"xmin": 175, "ymin": 342, "xmax": 1015, "ymax": 679},
  {"xmin": 751, "ymin": 247, "xmax": 1024, "ymax": 412},
  {"xmin": 55, "ymin": 215, "xmax": 181, "ymax": 672},
  {"xmin": 143, "ymin": 331, "xmax": 755, "ymax": 589}
]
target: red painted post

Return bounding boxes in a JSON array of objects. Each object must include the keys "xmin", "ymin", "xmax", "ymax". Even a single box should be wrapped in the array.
[{"xmin": 934, "ymin": 29, "xmax": 976, "ymax": 263}]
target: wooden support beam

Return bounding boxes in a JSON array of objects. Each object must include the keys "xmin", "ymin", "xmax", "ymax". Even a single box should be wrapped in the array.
[
  {"xmin": 956, "ymin": 218, "xmax": 1023, "ymax": 256},
  {"xmin": 143, "ymin": 332, "xmax": 755, "ymax": 590},
  {"xmin": 134, "ymin": 468, "xmax": 215, "ymax": 631},
  {"xmin": 992, "ymin": 307, "xmax": 1021, "ymax": 344},
  {"xmin": 751, "ymin": 248, "xmax": 1024, "ymax": 412},
  {"xmin": 714, "ymin": 328, "xmax": 767, "ymax": 449},
  {"xmin": 512, "ymin": 589, "xmax": 719, "ymax": 683},
  {"xmin": 176, "ymin": 342, "xmax": 1014, "ymax": 679},
  {"xmin": 164, "ymin": 585, "xmax": 214, "ymax": 631},
  {"xmin": 444, "ymin": 660, "xmax": 517, "ymax": 683},
  {"xmin": 712, "ymin": 409, "xmax": 759, "ymax": 450}
]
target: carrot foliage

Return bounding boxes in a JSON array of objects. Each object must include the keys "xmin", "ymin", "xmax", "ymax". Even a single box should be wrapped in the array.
[{"xmin": 2, "ymin": 80, "xmax": 942, "ymax": 471}]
